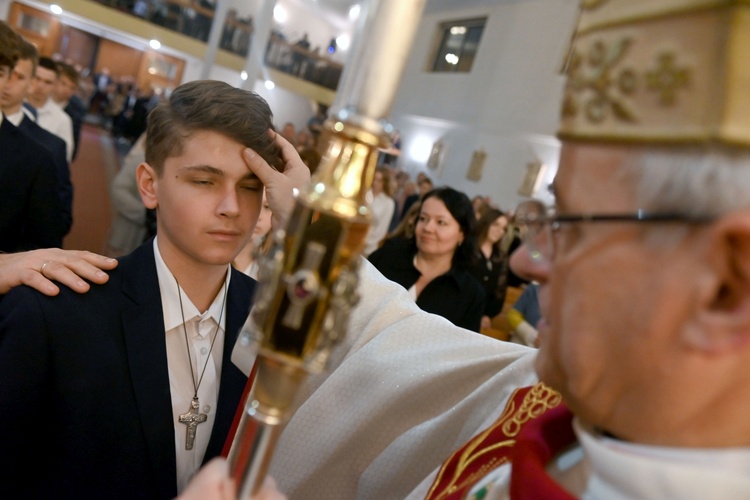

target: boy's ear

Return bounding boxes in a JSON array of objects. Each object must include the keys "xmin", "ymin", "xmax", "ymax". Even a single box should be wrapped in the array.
[{"xmin": 136, "ymin": 162, "xmax": 159, "ymax": 209}]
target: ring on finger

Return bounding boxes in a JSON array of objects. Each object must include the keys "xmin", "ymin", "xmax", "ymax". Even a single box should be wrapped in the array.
[{"xmin": 40, "ymin": 260, "xmax": 52, "ymax": 274}]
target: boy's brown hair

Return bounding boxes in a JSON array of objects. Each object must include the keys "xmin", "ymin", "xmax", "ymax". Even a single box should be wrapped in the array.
[
  {"xmin": 145, "ymin": 80, "xmax": 282, "ymax": 174},
  {"xmin": 57, "ymin": 61, "xmax": 79, "ymax": 84},
  {"xmin": 0, "ymin": 21, "xmax": 21, "ymax": 71},
  {"xmin": 17, "ymin": 38, "xmax": 39, "ymax": 71}
]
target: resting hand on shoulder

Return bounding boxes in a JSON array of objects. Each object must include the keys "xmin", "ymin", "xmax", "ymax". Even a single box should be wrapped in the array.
[{"xmin": 0, "ymin": 249, "xmax": 118, "ymax": 296}]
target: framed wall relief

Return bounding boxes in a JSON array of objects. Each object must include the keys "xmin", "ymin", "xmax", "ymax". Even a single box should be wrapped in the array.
[
  {"xmin": 427, "ymin": 139, "xmax": 445, "ymax": 171},
  {"xmin": 518, "ymin": 159, "xmax": 546, "ymax": 197},
  {"xmin": 466, "ymin": 149, "xmax": 487, "ymax": 181}
]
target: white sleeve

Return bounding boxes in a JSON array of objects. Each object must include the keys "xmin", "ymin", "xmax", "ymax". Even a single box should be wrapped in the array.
[{"xmin": 269, "ymin": 258, "xmax": 538, "ymax": 500}]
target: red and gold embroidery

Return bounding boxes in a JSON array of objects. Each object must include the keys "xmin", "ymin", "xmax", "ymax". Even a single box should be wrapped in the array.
[{"xmin": 425, "ymin": 383, "xmax": 562, "ymax": 500}]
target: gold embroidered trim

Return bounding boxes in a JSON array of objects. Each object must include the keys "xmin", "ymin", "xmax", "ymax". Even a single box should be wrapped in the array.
[{"xmin": 426, "ymin": 383, "xmax": 561, "ymax": 500}]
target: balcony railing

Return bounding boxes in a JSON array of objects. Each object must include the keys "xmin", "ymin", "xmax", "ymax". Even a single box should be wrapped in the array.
[
  {"xmin": 90, "ymin": 1, "xmax": 343, "ymax": 91},
  {"xmin": 264, "ymin": 34, "xmax": 343, "ymax": 91},
  {"xmin": 94, "ymin": 0, "xmax": 252, "ymax": 57}
]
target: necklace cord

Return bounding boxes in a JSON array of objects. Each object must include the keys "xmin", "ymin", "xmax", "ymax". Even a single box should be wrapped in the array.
[{"xmin": 173, "ymin": 274, "xmax": 229, "ymax": 398}]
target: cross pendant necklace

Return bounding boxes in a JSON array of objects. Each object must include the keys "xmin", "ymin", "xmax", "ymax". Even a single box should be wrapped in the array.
[
  {"xmin": 174, "ymin": 275, "xmax": 228, "ymax": 450},
  {"xmin": 179, "ymin": 397, "xmax": 208, "ymax": 450}
]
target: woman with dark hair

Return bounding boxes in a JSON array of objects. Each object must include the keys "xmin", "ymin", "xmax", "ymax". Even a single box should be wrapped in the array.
[
  {"xmin": 368, "ymin": 187, "xmax": 485, "ymax": 331},
  {"xmin": 469, "ymin": 208, "xmax": 511, "ymax": 330}
]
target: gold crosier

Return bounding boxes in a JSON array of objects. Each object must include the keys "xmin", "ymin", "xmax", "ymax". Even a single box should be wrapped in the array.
[{"xmin": 227, "ymin": 1, "xmax": 428, "ymax": 497}]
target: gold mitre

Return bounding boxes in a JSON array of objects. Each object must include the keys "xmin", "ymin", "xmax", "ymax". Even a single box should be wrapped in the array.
[{"xmin": 557, "ymin": 0, "xmax": 750, "ymax": 147}]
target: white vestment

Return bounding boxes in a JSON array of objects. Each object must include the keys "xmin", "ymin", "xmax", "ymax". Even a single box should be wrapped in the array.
[{"xmin": 245, "ymin": 258, "xmax": 539, "ymax": 499}]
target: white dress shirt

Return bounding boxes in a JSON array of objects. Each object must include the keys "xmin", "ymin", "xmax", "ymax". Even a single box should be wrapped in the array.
[
  {"xmin": 363, "ymin": 191, "xmax": 396, "ymax": 256},
  {"xmin": 33, "ymin": 97, "xmax": 74, "ymax": 162},
  {"xmin": 153, "ymin": 238, "xmax": 231, "ymax": 493}
]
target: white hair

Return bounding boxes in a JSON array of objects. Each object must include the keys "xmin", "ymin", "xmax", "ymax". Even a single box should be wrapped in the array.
[
  {"xmin": 630, "ymin": 145, "xmax": 750, "ymax": 216},
  {"xmin": 616, "ymin": 145, "xmax": 750, "ymax": 246}
]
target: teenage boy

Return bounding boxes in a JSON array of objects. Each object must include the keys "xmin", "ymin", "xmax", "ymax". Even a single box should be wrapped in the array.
[
  {"xmin": 0, "ymin": 21, "xmax": 65, "ymax": 251},
  {"xmin": 1, "ymin": 38, "xmax": 73, "ymax": 236},
  {"xmin": 0, "ymin": 79, "xmax": 288, "ymax": 498}
]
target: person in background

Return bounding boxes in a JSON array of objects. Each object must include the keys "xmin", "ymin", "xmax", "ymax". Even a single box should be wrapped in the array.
[
  {"xmin": 383, "ymin": 199, "xmax": 421, "ymax": 244},
  {"xmin": 368, "ymin": 186, "xmax": 485, "ymax": 331},
  {"xmin": 52, "ymin": 61, "xmax": 86, "ymax": 160},
  {"xmin": 233, "ymin": 190, "xmax": 273, "ymax": 279},
  {"xmin": 471, "ymin": 194, "xmax": 492, "ymax": 221},
  {"xmin": 469, "ymin": 208, "xmax": 511, "ymax": 330},
  {"xmin": 295, "ymin": 127, "xmax": 314, "ymax": 152},
  {"xmin": 280, "ymin": 121, "xmax": 296, "ymax": 147},
  {"xmin": 105, "ymin": 132, "xmax": 148, "ymax": 257},
  {"xmin": 0, "ymin": 21, "xmax": 65, "ymax": 252},
  {"xmin": 298, "ymin": 146, "xmax": 322, "ymax": 174},
  {"xmin": 362, "ymin": 166, "xmax": 396, "ymax": 256},
  {"xmin": 400, "ymin": 174, "xmax": 432, "ymax": 221},
  {"xmin": 507, "ymin": 281, "xmax": 540, "ymax": 347},
  {"xmin": 306, "ymin": 104, "xmax": 326, "ymax": 143},
  {"xmin": 26, "ymin": 56, "xmax": 74, "ymax": 162},
  {"xmin": 0, "ymin": 38, "xmax": 73, "ymax": 238}
]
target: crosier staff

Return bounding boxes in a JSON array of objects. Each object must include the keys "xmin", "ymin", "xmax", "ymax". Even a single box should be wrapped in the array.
[{"xmin": 227, "ymin": 0, "xmax": 428, "ymax": 497}]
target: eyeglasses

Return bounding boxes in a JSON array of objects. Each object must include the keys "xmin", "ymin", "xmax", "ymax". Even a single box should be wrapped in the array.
[{"xmin": 510, "ymin": 199, "xmax": 715, "ymax": 262}]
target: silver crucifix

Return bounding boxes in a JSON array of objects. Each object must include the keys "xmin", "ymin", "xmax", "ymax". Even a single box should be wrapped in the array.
[{"xmin": 179, "ymin": 396, "xmax": 208, "ymax": 450}]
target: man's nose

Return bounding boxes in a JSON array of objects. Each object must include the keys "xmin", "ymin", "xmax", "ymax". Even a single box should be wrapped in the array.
[{"xmin": 509, "ymin": 243, "xmax": 550, "ymax": 283}]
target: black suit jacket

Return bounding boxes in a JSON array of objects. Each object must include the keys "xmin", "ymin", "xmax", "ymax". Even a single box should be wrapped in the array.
[
  {"xmin": 18, "ymin": 114, "xmax": 74, "ymax": 235},
  {"xmin": 0, "ymin": 117, "xmax": 65, "ymax": 251},
  {"xmin": 64, "ymin": 95, "xmax": 87, "ymax": 160},
  {"xmin": 0, "ymin": 240, "xmax": 256, "ymax": 499}
]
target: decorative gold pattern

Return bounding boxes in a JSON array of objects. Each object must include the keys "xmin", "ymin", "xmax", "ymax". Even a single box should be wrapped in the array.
[
  {"xmin": 427, "ymin": 383, "xmax": 561, "ymax": 500},
  {"xmin": 646, "ymin": 52, "xmax": 691, "ymax": 106},
  {"xmin": 501, "ymin": 383, "xmax": 562, "ymax": 436},
  {"xmin": 559, "ymin": 0, "xmax": 750, "ymax": 147},
  {"xmin": 563, "ymin": 37, "xmax": 638, "ymax": 124}
]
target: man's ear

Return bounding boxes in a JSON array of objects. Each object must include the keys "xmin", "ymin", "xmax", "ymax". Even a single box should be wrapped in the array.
[
  {"xmin": 136, "ymin": 162, "xmax": 159, "ymax": 210},
  {"xmin": 685, "ymin": 210, "xmax": 750, "ymax": 353}
]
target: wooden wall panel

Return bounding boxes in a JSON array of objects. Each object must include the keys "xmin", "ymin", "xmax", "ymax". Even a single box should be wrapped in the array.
[{"xmin": 94, "ymin": 39, "xmax": 143, "ymax": 84}]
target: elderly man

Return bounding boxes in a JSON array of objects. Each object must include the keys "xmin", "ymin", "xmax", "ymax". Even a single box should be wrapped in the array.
[{"xmin": 262, "ymin": 1, "xmax": 750, "ymax": 498}]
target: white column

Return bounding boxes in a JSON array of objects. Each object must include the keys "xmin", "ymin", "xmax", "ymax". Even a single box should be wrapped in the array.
[
  {"xmin": 240, "ymin": 0, "xmax": 276, "ymax": 90},
  {"xmin": 200, "ymin": 0, "xmax": 231, "ymax": 79}
]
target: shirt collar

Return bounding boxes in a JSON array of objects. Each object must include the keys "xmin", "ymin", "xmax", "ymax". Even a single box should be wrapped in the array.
[
  {"xmin": 575, "ymin": 418, "xmax": 750, "ymax": 498},
  {"xmin": 4, "ymin": 109, "xmax": 23, "ymax": 126},
  {"xmin": 153, "ymin": 237, "xmax": 231, "ymax": 334}
]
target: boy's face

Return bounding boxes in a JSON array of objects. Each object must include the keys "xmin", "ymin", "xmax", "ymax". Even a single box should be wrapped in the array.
[
  {"xmin": 28, "ymin": 65, "xmax": 56, "ymax": 107},
  {"xmin": 0, "ymin": 58, "xmax": 33, "ymax": 112},
  {"xmin": 0, "ymin": 65, "xmax": 9, "ymax": 93},
  {"xmin": 138, "ymin": 130, "xmax": 263, "ymax": 272}
]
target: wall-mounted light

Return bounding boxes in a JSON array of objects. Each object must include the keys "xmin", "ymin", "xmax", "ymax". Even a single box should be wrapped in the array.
[
  {"xmin": 149, "ymin": 39, "xmax": 161, "ymax": 50},
  {"xmin": 240, "ymin": 71, "xmax": 248, "ymax": 81},
  {"xmin": 336, "ymin": 34, "xmax": 350, "ymax": 51},
  {"xmin": 273, "ymin": 5, "xmax": 287, "ymax": 23},
  {"xmin": 445, "ymin": 53, "xmax": 459, "ymax": 65},
  {"xmin": 409, "ymin": 136, "xmax": 434, "ymax": 163},
  {"xmin": 50, "ymin": 4, "xmax": 63, "ymax": 15},
  {"xmin": 264, "ymin": 80, "xmax": 275, "ymax": 90},
  {"xmin": 349, "ymin": 4, "xmax": 361, "ymax": 20}
]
